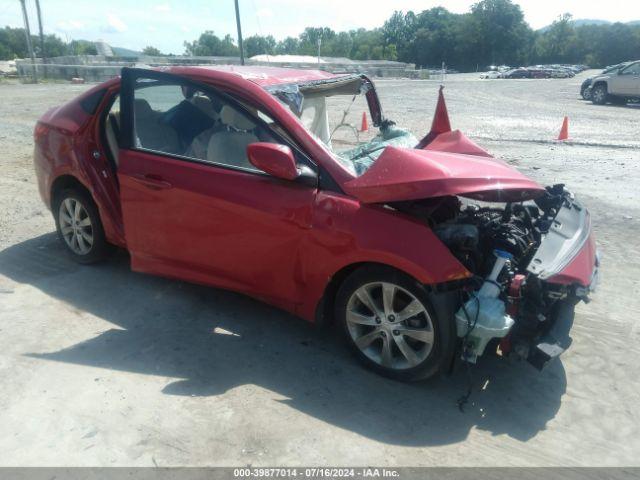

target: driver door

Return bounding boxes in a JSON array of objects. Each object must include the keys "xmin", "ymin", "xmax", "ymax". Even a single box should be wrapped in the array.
[{"xmin": 117, "ymin": 68, "xmax": 318, "ymax": 309}]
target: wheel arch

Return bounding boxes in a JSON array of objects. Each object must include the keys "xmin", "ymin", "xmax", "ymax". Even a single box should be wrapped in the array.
[
  {"xmin": 317, "ymin": 260, "xmax": 460, "ymax": 377},
  {"xmin": 315, "ymin": 260, "xmax": 459, "ymax": 327},
  {"xmin": 50, "ymin": 173, "xmax": 125, "ymax": 248},
  {"xmin": 50, "ymin": 174, "xmax": 92, "ymax": 203},
  {"xmin": 592, "ymin": 80, "xmax": 608, "ymax": 91},
  {"xmin": 315, "ymin": 261, "xmax": 372, "ymax": 326}
]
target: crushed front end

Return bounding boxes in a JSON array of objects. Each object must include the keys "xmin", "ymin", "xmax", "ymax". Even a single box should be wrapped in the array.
[{"xmin": 414, "ymin": 184, "xmax": 599, "ymax": 370}]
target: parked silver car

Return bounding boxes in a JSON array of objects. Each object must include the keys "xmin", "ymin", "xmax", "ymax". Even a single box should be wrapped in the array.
[{"xmin": 589, "ymin": 60, "xmax": 640, "ymax": 105}]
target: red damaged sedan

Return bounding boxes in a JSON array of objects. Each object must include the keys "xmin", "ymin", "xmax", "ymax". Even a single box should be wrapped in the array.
[{"xmin": 33, "ymin": 66, "xmax": 599, "ymax": 380}]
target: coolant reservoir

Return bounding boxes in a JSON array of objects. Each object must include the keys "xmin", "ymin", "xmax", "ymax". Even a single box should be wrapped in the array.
[{"xmin": 455, "ymin": 250, "xmax": 515, "ymax": 363}]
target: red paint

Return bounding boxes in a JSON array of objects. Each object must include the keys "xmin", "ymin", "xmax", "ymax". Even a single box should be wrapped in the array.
[
  {"xmin": 424, "ymin": 130, "xmax": 493, "ymax": 158},
  {"xmin": 343, "ymin": 146, "xmax": 545, "ymax": 204},
  {"xmin": 32, "ymin": 66, "xmax": 595, "ymax": 325},
  {"xmin": 117, "ymin": 148, "xmax": 318, "ymax": 312}
]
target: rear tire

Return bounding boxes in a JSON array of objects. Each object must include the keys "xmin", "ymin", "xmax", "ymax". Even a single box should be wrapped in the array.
[
  {"xmin": 53, "ymin": 188, "xmax": 114, "ymax": 264},
  {"xmin": 335, "ymin": 265, "xmax": 451, "ymax": 381},
  {"xmin": 591, "ymin": 84, "xmax": 608, "ymax": 105}
]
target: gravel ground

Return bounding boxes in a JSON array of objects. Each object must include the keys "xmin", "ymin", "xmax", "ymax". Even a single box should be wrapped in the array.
[{"xmin": 0, "ymin": 71, "xmax": 639, "ymax": 467}]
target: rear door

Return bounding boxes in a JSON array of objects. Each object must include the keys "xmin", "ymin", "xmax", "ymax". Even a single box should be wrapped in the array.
[{"xmin": 117, "ymin": 68, "xmax": 318, "ymax": 308}]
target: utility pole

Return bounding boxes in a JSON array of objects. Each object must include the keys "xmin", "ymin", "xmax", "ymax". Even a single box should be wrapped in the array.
[
  {"xmin": 317, "ymin": 34, "xmax": 322, "ymax": 64},
  {"xmin": 35, "ymin": 0, "xmax": 45, "ymax": 63},
  {"xmin": 234, "ymin": 0, "xmax": 244, "ymax": 65},
  {"xmin": 19, "ymin": 0, "xmax": 38, "ymax": 82}
]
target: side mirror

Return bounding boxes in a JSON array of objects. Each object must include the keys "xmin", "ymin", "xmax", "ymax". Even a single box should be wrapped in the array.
[{"xmin": 247, "ymin": 142, "xmax": 299, "ymax": 181}]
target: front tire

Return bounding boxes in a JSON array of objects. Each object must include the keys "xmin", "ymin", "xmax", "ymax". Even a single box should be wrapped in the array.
[
  {"xmin": 335, "ymin": 265, "xmax": 450, "ymax": 381},
  {"xmin": 53, "ymin": 188, "xmax": 113, "ymax": 264},
  {"xmin": 581, "ymin": 86, "xmax": 591, "ymax": 100},
  {"xmin": 591, "ymin": 84, "xmax": 608, "ymax": 105}
]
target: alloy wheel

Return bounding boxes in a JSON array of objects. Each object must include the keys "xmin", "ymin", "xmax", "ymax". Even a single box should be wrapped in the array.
[
  {"xmin": 345, "ymin": 282, "xmax": 435, "ymax": 370},
  {"xmin": 58, "ymin": 197, "xmax": 93, "ymax": 255},
  {"xmin": 593, "ymin": 86, "xmax": 606, "ymax": 104}
]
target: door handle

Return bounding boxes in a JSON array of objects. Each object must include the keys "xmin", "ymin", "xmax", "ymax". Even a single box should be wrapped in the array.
[{"xmin": 130, "ymin": 173, "xmax": 172, "ymax": 190}]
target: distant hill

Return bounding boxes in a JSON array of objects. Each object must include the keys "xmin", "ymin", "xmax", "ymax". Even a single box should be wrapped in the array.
[
  {"xmin": 111, "ymin": 46, "xmax": 141, "ymax": 57},
  {"xmin": 538, "ymin": 19, "xmax": 640, "ymax": 31},
  {"xmin": 572, "ymin": 19, "xmax": 612, "ymax": 27}
]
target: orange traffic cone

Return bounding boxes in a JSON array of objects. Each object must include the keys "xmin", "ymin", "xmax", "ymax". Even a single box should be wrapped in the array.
[
  {"xmin": 557, "ymin": 116, "xmax": 569, "ymax": 141},
  {"xmin": 360, "ymin": 112, "xmax": 369, "ymax": 132}
]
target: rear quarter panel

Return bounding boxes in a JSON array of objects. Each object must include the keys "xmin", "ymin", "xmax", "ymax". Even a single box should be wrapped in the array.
[{"xmin": 33, "ymin": 82, "xmax": 125, "ymax": 246}]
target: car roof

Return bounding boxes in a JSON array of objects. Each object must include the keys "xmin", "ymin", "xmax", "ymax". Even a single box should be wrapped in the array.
[{"xmin": 162, "ymin": 65, "xmax": 347, "ymax": 88}]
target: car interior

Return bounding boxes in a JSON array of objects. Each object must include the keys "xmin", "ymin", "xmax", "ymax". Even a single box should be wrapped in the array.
[{"xmin": 103, "ymin": 85, "xmax": 279, "ymax": 172}]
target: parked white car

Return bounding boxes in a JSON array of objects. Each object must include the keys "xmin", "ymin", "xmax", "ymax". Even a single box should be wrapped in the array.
[
  {"xmin": 480, "ymin": 70, "xmax": 502, "ymax": 79},
  {"xmin": 590, "ymin": 60, "xmax": 640, "ymax": 105}
]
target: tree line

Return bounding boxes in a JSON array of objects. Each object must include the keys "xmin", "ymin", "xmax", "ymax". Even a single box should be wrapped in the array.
[
  {"xmin": 184, "ymin": 0, "xmax": 640, "ymax": 70},
  {"xmin": 0, "ymin": 26, "xmax": 97, "ymax": 59},
  {"xmin": 2, "ymin": 0, "xmax": 639, "ymax": 70}
]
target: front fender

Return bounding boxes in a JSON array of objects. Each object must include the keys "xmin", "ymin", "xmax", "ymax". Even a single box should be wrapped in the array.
[{"xmin": 297, "ymin": 191, "xmax": 471, "ymax": 321}]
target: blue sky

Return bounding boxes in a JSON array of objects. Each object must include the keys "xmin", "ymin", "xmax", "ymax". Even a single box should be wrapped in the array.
[{"xmin": 1, "ymin": 0, "xmax": 638, "ymax": 55}]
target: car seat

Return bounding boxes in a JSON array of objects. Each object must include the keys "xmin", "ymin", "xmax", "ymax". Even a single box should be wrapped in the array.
[{"xmin": 134, "ymin": 99, "xmax": 181, "ymax": 154}]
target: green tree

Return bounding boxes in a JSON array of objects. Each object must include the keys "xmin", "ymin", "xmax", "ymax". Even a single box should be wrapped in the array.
[
  {"xmin": 0, "ymin": 27, "xmax": 81, "ymax": 59},
  {"xmin": 244, "ymin": 35, "xmax": 276, "ymax": 57},
  {"xmin": 534, "ymin": 14, "xmax": 576, "ymax": 63},
  {"xmin": 275, "ymin": 37, "xmax": 300, "ymax": 54},
  {"xmin": 382, "ymin": 11, "xmax": 415, "ymax": 61},
  {"xmin": 467, "ymin": 0, "xmax": 533, "ymax": 68},
  {"xmin": 325, "ymin": 31, "xmax": 353, "ymax": 58},
  {"xmin": 184, "ymin": 31, "xmax": 239, "ymax": 56},
  {"xmin": 0, "ymin": 26, "xmax": 30, "ymax": 59},
  {"xmin": 67, "ymin": 39, "xmax": 97, "ymax": 55},
  {"xmin": 408, "ymin": 7, "xmax": 458, "ymax": 68},
  {"xmin": 142, "ymin": 46, "xmax": 162, "ymax": 56},
  {"xmin": 42, "ymin": 34, "xmax": 67, "ymax": 57},
  {"xmin": 298, "ymin": 27, "xmax": 336, "ymax": 56}
]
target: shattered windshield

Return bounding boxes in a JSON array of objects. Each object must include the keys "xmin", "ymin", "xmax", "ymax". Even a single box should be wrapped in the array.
[{"xmin": 268, "ymin": 77, "xmax": 417, "ymax": 176}]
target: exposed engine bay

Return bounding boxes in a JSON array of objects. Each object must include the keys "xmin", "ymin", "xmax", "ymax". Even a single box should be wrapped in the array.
[{"xmin": 394, "ymin": 183, "xmax": 594, "ymax": 370}]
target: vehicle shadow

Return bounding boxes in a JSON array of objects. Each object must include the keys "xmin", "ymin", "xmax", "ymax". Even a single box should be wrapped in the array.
[
  {"xmin": 587, "ymin": 102, "xmax": 640, "ymax": 109},
  {"xmin": 0, "ymin": 233, "xmax": 566, "ymax": 446}
]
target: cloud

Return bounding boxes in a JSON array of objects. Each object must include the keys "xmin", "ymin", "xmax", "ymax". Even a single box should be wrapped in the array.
[
  {"xmin": 154, "ymin": 3, "xmax": 171, "ymax": 12},
  {"xmin": 256, "ymin": 8, "xmax": 273, "ymax": 19},
  {"xmin": 55, "ymin": 20, "xmax": 85, "ymax": 31},
  {"xmin": 101, "ymin": 13, "xmax": 127, "ymax": 34}
]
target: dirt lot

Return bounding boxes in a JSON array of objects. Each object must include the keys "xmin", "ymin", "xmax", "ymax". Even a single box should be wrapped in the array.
[{"xmin": 0, "ymin": 71, "xmax": 639, "ymax": 467}]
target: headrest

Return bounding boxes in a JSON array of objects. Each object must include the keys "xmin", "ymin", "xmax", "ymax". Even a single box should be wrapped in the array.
[
  {"xmin": 192, "ymin": 95, "xmax": 216, "ymax": 117},
  {"xmin": 134, "ymin": 99, "xmax": 153, "ymax": 118},
  {"xmin": 220, "ymin": 105, "xmax": 256, "ymax": 131}
]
